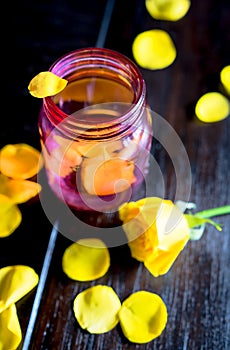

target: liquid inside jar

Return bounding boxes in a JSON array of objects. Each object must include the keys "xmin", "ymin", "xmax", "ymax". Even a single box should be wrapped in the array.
[{"xmin": 53, "ymin": 76, "xmax": 134, "ymax": 115}]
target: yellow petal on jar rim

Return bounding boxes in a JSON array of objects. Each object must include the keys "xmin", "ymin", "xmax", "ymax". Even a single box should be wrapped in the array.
[
  {"xmin": 195, "ymin": 92, "xmax": 230, "ymax": 123},
  {"xmin": 132, "ymin": 29, "xmax": 177, "ymax": 70},
  {"xmin": 73, "ymin": 285, "xmax": 121, "ymax": 334},
  {"xmin": 28, "ymin": 71, "xmax": 68, "ymax": 98},
  {"xmin": 62, "ymin": 238, "xmax": 110, "ymax": 281},
  {"xmin": 145, "ymin": 0, "xmax": 191, "ymax": 21},
  {"xmin": 0, "ymin": 143, "xmax": 43, "ymax": 180},
  {"xmin": 118, "ymin": 290, "xmax": 168, "ymax": 344},
  {"xmin": 220, "ymin": 65, "xmax": 230, "ymax": 95},
  {"xmin": 0, "ymin": 194, "xmax": 22, "ymax": 238},
  {"xmin": 0, "ymin": 174, "xmax": 41, "ymax": 204},
  {"xmin": 0, "ymin": 265, "xmax": 39, "ymax": 313},
  {"xmin": 0, "ymin": 304, "xmax": 22, "ymax": 350}
]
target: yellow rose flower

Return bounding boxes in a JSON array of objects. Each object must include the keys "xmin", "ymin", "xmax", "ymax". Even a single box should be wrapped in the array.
[{"xmin": 118, "ymin": 197, "xmax": 190, "ymax": 277}]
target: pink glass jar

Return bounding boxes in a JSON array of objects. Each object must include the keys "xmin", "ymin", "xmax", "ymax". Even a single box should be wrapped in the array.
[{"xmin": 38, "ymin": 47, "xmax": 152, "ymax": 213}]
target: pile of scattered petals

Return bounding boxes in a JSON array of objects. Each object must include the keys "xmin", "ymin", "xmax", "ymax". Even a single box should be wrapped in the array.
[
  {"xmin": 118, "ymin": 197, "xmax": 190, "ymax": 277},
  {"xmin": 73, "ymin": 285, "xmax": 167, "ymax": 343},
  {"xmin": 62, "ymin": 238, "xmax": 110, "ymax": 281},
  {"xmin": 195, "ymin": 92, "xmax": 229, "ymax": 123},
  {"xmin": 62, "ymin": 235, "xmax": 169, "ymax": 342},
  {"xmin": 119, "ymin": 290, "xmax": 168, "ymax": 343},
  {"xmin": 145, "ymin": 0, "xmax": 191, "ymax": 21},
  {"xmin": 0, "ymin": 265, "xmax": 39, "ymax": 350},
  {"xmin": 132, "ymin": 29, "xmax": 176, "ymax": 70},
  {"xmin": 0, "ymin": 143, "xmax": 43, "ymax": 237},
  {"xmin": 28, "ymin": 71, "xmax": 68, "ymax": 98},
  {"xmin": 73, "ymin": 285, "xmax": 121, "ymax": 334}
]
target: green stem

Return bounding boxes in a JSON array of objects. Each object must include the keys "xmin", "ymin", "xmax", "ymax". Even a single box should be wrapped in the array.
[{"xmin": 195, "ymin": 205, "xmax": 230, "ymax": 218}]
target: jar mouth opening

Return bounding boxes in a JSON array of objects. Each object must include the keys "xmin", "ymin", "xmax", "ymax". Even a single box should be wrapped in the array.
[{"xmin": 44, "ymin": 47, "xmax": 146, "ymax": 138}]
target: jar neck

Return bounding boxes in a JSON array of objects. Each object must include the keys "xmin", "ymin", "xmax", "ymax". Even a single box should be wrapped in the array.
[{"xmin": 43, "ymin": 47, "xmax": 146, "ymax": 140}]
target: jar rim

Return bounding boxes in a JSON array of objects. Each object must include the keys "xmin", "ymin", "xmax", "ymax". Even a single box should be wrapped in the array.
[{"xmin": 43, "ymin": 47, "xmax": 146, "ymax": 139}]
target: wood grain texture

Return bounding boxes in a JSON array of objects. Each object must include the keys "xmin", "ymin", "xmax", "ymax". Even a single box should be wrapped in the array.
[{"xmin": 1, "ymin": 0, "xmax": 230, "ymax": 349}]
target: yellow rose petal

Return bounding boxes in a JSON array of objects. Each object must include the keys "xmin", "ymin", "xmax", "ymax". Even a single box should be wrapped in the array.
[
  {"xmin": 0, "ymin": 304, "xmax": 22, "ymax": 350},
  {"xmin": 144, "ymin": 237, "xmax": 188, "ymax": 277},
  {"xmin": 132, "ymin": 29, "xmax": 176, "ymax": 70},
  {"xmin": 0, "ymin": 143, "xmax": 43, "ymax": 180},
  {"xmin": 44, "ymin": 136, "xmax": 82, "ymax": 178},
  {"xmin": 119, "ymin": 290, "xmax": 167, "ymax": 343},
  {"xmin": 0, "ymin": 265, "xmax": 39, "ymax": 313},
  {"xmin": 0, "ymin": 195, "xmax": 22, "ymax": 238},
  {"xmin": 195, "ymin": 92, "xmax": 230, "ymax": 123},
  {"xmin": 62, "ymin": 239, "xmax": 110, "ymax": 281},
  {"xmin": 0, "ymin": 174, "xmax": 41, "ymax": 204},
  {"xmin": 73, "ymin": 285, "xmax": 121, "ymax": 334},
  {"xmin": 28, "ymin": 71, "xmax": 68, "ymax": 98},
  {"xmin": 81, "ymin": 157, "xmax": 136, "ymax": 196},
  {"xmin": 220, "ymin": 65, "xmax": 230, "ymax": 95},
  {"xmin": 146, "ymin": 0, "xmax": 191, "ymax": 21}
]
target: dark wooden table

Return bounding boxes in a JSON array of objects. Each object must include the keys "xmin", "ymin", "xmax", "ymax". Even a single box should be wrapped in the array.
[{"xmin": 1, "ymin": 0, "xmax": 230, "ymax": 349}]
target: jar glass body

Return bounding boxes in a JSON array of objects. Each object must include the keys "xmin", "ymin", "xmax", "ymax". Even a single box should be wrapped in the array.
[{"xmin": 38, "ymin": 48, "xmax": 153, "ymax": 213}]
